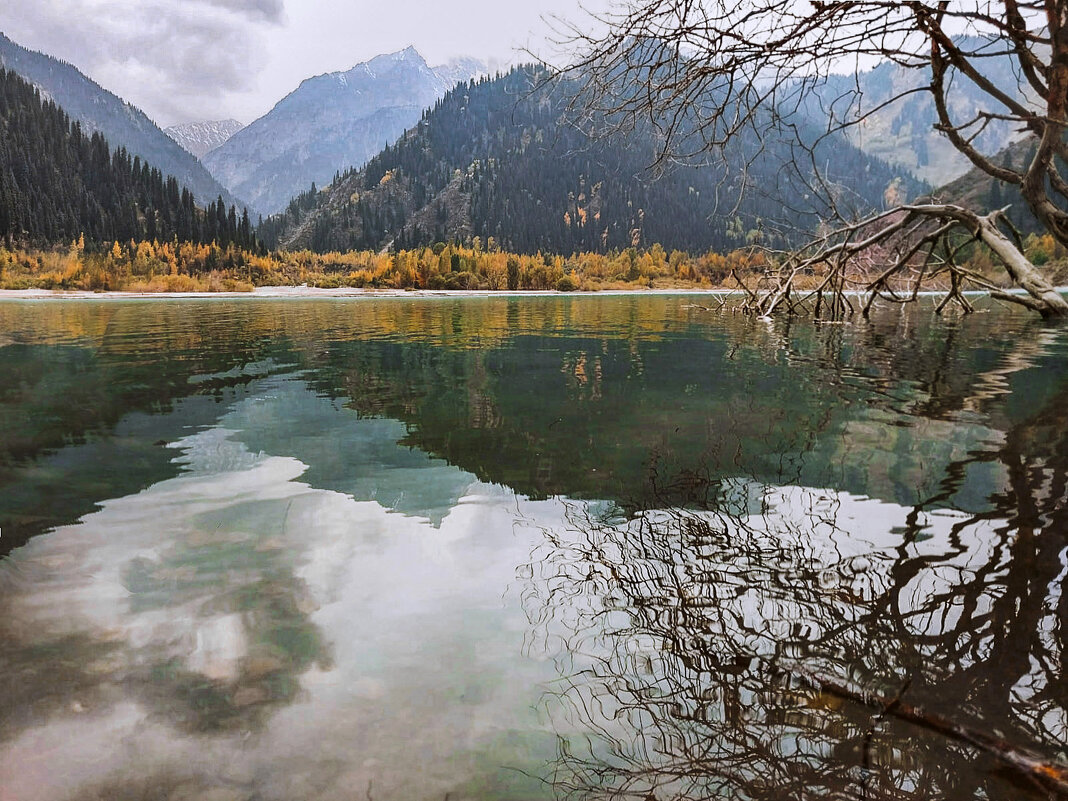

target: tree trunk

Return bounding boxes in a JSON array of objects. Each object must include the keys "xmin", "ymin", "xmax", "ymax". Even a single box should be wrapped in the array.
[{"xmin": 975, "ymin": 215, "xmax": 1068, "ymax": 318}]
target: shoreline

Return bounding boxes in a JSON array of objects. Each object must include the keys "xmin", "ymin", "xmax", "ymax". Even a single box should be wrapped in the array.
[
  {"xmin": 0, "ymin": 286, "xmax": 741, "ymax": 300},
  {"xmin": 0, "ymin": 285, "xmax": 1064, "ymax": 301}
]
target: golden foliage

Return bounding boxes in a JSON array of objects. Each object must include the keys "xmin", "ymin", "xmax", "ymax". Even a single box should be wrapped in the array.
[{"xmin": 0, "ymin": 240, "xmax": 771, "ymax": 293}]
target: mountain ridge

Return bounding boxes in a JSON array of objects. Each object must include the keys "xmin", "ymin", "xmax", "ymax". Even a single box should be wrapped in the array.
[
  {"xmin": 809, "ymin": 35, "xmax": 1036, "ymax": 185},
  {"xmin": 260, "ymin": 66, "xmax": 923, "ymax": 255},
  {"xmin": 0, "ymin": 67, "xmax": 256, "ymax": 250},
  {"xmin": 203, "ymin": 47, "xmax": 485, "ymax": 215}
]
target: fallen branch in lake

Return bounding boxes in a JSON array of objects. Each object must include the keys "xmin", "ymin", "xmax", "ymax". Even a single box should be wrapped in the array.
[{"xmin": 782, "ymin": 664, "xmax": 1068, "ymax": 797}]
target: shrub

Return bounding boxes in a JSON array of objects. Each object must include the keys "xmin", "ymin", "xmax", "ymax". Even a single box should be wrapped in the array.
[{"xmin": 556, "ymin": 274, "xmax": 578, "ymax": 292}]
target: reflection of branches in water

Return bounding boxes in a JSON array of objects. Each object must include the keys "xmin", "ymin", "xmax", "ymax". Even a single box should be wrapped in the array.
[
  {"xmin": 524, "ymin": 485, "xmax": 899, "ymax": 801},
  {"xmin": 753, "ymin": 310, "xmax": 1059, "ymax": 428},
  {"xmin": 521, "ymin": 437, "xmax": 1068, "ymax": 800}
]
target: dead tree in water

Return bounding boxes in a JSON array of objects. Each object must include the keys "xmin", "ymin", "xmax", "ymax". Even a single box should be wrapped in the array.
[{"xmin": 554, "ymin": 1, "xmax": 1068, "ymax": 318}]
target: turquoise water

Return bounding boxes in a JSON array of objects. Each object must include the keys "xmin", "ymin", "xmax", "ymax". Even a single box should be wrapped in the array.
[{"xmin": 0, "ymin": 296, "xmax": 1065, "ymax": 800}]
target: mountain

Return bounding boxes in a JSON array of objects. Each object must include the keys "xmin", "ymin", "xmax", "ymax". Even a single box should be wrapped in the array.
[
  {"xmin": 259, "ymin": 66, "xmax": 922, "ymax": 255},
  {"xmin": 0, "ymin": 31, "xmax": 247, "ymax": 214},
  {"xmin": 811, "ymin": 37, "xmax": 1036, "ymax": 186},
  {"xmin": 165, "ymin": 119, "xmax": 244, "ymax": 159},
  {"xmin": 205, "ymin": 47, "xmax": 483, "ymax": 216},
  {"xmin": 0, "ymin": 68, "xmax": 256, "ymax": 249}
]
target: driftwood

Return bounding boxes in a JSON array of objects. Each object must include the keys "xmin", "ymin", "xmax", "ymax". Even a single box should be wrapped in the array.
[{"xmin": 784, "ymin": 665, "xmax": 1068, "ymax": 797}]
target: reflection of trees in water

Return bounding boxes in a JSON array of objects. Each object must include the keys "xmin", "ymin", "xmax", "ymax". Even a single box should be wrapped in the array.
[
  {"xmin": 521, "ymin": 376, "xmax": 1068, "ymax": 800},
  {"xmin": 2, "ymin": 298, "xmax": 1054, "ymax": 553}
]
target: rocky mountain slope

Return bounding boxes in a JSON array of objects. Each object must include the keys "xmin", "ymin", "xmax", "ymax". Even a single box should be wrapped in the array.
[
  {"xmin": 204, "ymin": 48, "xmax": 484, "ymax": 216},
  {"xmin": 811, "ymin": 36, "xmax": 1036, "ymax": 186},
  {"xmin": 928, "ymin": 137, "xmax": 1042, "ymax": 234},
  {"xmin": 164, "ymin": 119, "xmax": 244, "ymax": 159},
  {"xmin": 432, "ymin": 56, "xmax": 493, "ymax": 89}
]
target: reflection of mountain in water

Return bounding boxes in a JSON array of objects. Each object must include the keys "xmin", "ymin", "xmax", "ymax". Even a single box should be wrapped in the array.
[
  {"xmin": 0, "ymin": 379, "xmax": 556, "ymax": 801},
  {"xmin": 0, "ymin": 422, "xmax": 332, "ymax": 745},
  {"xmin": 319, "ymin": 329, "xmax": 1014, "ymax": 515},
  {"xmin": 2, "ymin": 296, "xmax": 1066, "ymax": 548},
  {"xmin": 225, "ymin": 375, "xmax": 476, "ymax": 526},
  {"xmin": 1, "ymin": 298, "xmax": 1067, "ymax": 801},
  {"xmin": 517, "ymin": 350, "xmax": 1068, "ymax": 800}
]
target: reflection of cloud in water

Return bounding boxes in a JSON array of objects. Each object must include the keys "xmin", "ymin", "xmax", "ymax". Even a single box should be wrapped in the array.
[
  {"xmin": 0, "ymin": 387, "xmax": 559, "ymax": 801},
  {"xmin": 226, "ymin": 375, "xmax": 480, "ymax": 527}
]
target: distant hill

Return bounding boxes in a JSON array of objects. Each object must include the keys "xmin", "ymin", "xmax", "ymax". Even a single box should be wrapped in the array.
[
  {"xmin": 0, "ymin": 31, "xmax": 247, "ymax": 214},
  {"xmin": 165, "ymin": 119, "xmax": 244, "ymax": 159},
  {"xmin": 0, "ymin": 68, "xmax": 256, "ymax": 249},
  {"xmin": 260, "ymin": 66, "xmax": 923, "ymax": 255},
  {"xmin": 204, "ymin": 48, "xmax": 485, "ymax": 216},
  {"xmin": 810, "ymin": 36, "xmax": 1036, "ymax": 186}
]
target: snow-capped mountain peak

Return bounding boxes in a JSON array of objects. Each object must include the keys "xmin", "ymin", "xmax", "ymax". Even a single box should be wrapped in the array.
[{"xmin": 164, "ymin": 119, "xmax": 244, "ymax": 160}]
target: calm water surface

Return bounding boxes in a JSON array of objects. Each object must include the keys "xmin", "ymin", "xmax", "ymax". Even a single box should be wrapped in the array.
[{"xmin": 0, "ymin": 296, "xmax": 1066, "ymax": 801}]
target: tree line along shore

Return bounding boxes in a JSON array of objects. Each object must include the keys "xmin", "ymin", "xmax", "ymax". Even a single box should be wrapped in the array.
[
  {"xmin": 0, "ymin": 240, "xmax": 770, "ymax": 293},
  {"xmin": 3, "ymin": 234, "xmax": 1066, "ymax": 295}
]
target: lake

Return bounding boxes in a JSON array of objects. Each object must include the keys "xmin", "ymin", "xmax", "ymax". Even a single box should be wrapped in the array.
[{"xmin": 0, "ymin": 295, "xmax": 1065, "ymax": 801}]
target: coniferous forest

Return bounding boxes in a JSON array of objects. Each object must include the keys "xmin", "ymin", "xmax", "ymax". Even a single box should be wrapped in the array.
[
  {"xmin": 2, "ymin": 59, "xmax": 1047, "ymax": 295},
  {"xmin": 0, "ymin": 68, "xmax": 257, "ymax": 251},
  {"xmin": 259, "ymin": 66, "xmax": 924, "ymax": 255}
]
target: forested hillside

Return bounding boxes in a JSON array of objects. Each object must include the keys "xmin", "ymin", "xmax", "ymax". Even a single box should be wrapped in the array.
[
  {"xmin": 0, "ymin": 32, "xmax": 244, "ymax": 212},
  {"xmin": 0, "ymin": 68, "xmax": 257, "ymax": 249},
  {"xmin": 262, "ymin": 66, "xmax": 923, "ymax": 254},
  {"xmin": 932, "ymin": 137, "xmax": 1040, "ymax": 230}
]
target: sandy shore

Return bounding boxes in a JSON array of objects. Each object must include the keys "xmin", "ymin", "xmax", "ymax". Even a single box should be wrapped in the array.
[
  {"xmin": 0, "ymin": 285, "xmax": 1063, "ymax": 301},
  {"xmin": 0, "ymin": 286, "xmax": 740, "ymax": 300}
]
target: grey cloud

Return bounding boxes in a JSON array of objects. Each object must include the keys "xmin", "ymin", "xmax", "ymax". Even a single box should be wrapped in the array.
[
  {"xmin": 1, "ymin": 0, "xmax": 283, "ymax": 124},
  {"xmin": 201, "ymin": 0, "xmax": 285, "ymax": 23},
  {"xmin": 1, "ymin": 0, "xmax": 598, "ymax": 127}
]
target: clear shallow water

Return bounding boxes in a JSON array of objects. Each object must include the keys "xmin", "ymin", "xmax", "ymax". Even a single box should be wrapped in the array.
[{"xmin": 0, "ymin": 296, "xmax": 1065, "ymax": 801}]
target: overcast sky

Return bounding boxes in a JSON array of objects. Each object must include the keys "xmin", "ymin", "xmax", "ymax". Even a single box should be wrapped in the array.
[{"xmin": 0, "ymin": 0, "xmax": 607, "ymax": 127}]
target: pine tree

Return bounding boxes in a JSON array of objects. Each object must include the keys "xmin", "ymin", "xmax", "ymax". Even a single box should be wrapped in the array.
[{"xmin": 0, "ymin": 68, "xmax": 260, "ymax": 250}]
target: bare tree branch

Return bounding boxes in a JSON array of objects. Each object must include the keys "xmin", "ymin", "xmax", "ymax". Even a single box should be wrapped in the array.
[{"xmin": 553, "ymin": 0, "xmax": 1068, "ymax": 317}]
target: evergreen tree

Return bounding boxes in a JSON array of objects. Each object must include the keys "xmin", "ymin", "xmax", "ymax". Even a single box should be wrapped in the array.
[
  {"xmin": 260, "ymin": 66, "xmax": 923, "ymax": 254},
  {"xmin": 0, "ymin": 68, "xmax": 259, "ymax": 250}
]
